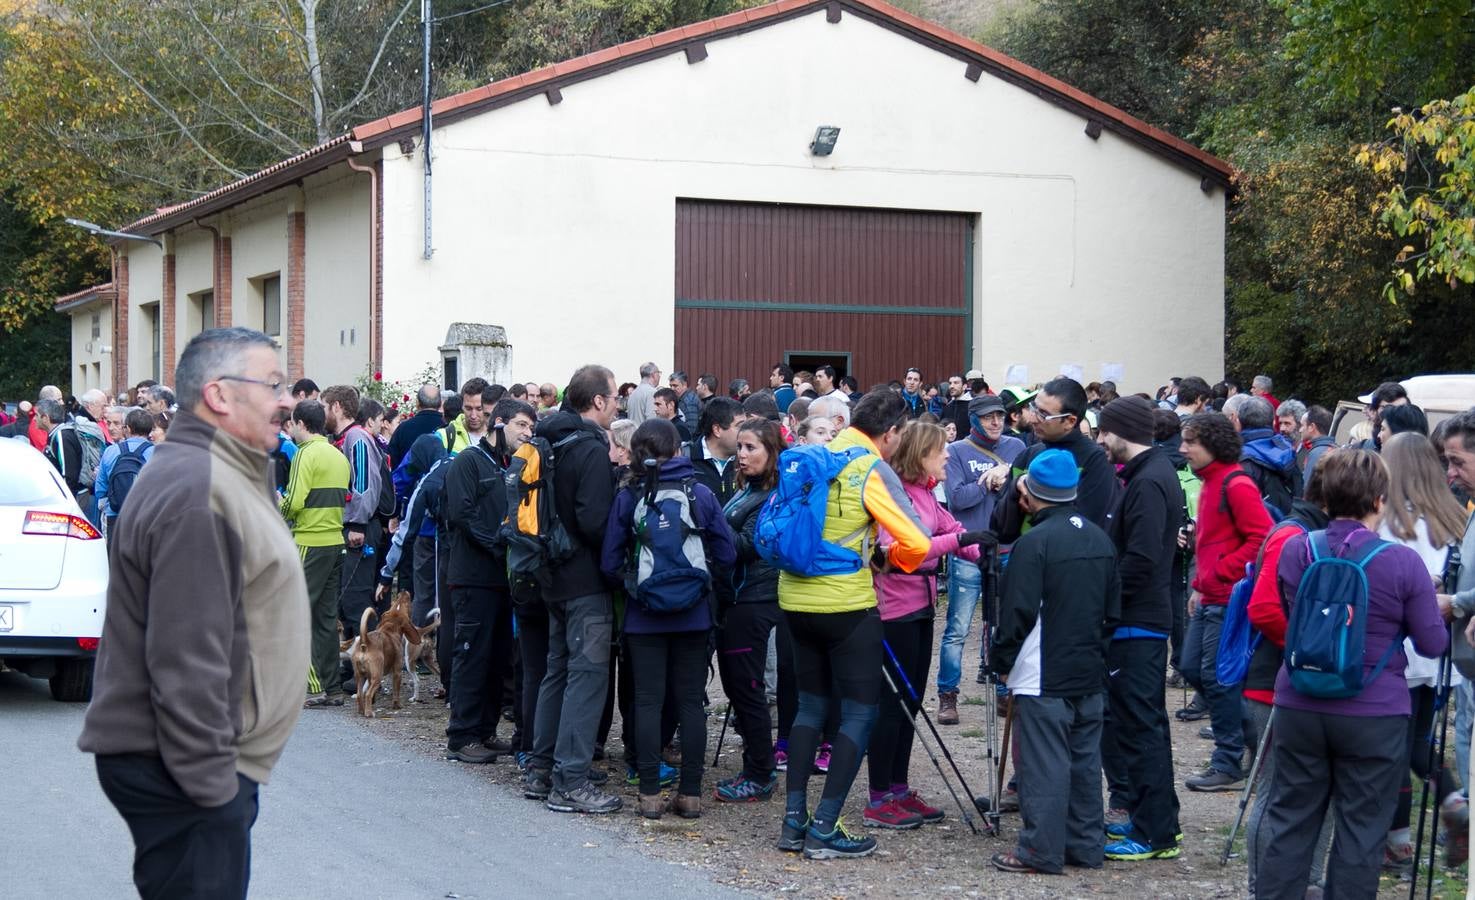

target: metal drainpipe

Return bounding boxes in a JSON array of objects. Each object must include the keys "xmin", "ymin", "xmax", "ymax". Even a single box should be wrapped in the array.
[
  {"xmin": 192, "ymin": 217, "xmax": 222, "ymax": 307},
  {"xmin": 346, "ymin": 144, "xmax": 379, "ymax": 369}
]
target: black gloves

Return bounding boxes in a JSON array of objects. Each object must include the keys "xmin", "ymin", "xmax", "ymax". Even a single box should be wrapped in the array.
[{"xmin": 957, "ymin": 530, "xmax": 997, "ymax": 549}]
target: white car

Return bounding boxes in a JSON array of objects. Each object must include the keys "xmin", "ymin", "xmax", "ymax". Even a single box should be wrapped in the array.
[{"xmin": 0, "ymin": 437, "xmax": 108, "ymax": 700}]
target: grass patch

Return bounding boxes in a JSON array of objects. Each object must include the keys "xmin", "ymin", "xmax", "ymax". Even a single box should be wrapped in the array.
[
  {"xmin": 960, "ymin": 728, "xmax": 984, "ymax": 739},
  {"xmin": 960, "ymin": 696, "xmax": 987, "ymax": 706}
]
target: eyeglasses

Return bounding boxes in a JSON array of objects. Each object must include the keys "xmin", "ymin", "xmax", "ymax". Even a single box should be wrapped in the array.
[
  {"xmin": 1029, "ymin": 401, "xmax": 1073, "ymax": 422},
  {"xmin": 219, "ymin": 375, "xmax": 288, "ymax": 397}
]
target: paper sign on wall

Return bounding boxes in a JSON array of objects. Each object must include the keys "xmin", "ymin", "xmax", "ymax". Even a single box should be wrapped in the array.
[
  {"xmin": 1004, "ymin": 364, "xmax": 1029, "ymax": 386},
  {"xmin": 1060, "ymin": 364, "xmax": 1084, "ymax": 383},
  {"xmin": 1101, "ymin": 363, "xmax": 1125, "ymax": 385}
]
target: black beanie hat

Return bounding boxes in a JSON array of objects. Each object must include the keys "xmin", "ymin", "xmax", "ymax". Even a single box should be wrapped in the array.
[{"xmin": 1098, "ymin": 396, "xmax": 1156, "ymax": 446}]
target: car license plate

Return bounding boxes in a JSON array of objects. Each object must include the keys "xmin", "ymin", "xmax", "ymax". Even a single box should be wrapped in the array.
[{"xmin": 0, "ymin": 605, "xmax": 12, "ymax": 631}]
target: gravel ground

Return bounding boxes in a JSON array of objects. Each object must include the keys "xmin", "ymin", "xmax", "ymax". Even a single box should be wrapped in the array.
[{"xmin": 342, "ymin": 606, "xmax": 1468, "ymax": 899}]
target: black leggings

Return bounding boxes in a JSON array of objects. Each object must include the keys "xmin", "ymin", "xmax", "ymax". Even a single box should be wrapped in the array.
[
  {"xmin": 627, "ymin": 630, "xmax": 708, "ymax": 796},
  {"xmin": 868, "ymin": 616, "xmax": 933, "ymax": 792},
  {"xmin": 775, "ymin": 613, "xmax": 839, "ymax": 746},
  {"xmin": 783, "ymin": 608, "xmax": 881, "ymax": 830},
  {"xmin": 718, "ymin": 602, "xmax": 781, "ymax": 780},
  {"xmin": 1393, "ymin": 684, "xmax": 1458, "ymax": 831}
]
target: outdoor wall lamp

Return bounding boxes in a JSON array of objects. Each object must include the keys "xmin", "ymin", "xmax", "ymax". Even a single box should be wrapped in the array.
[{"xmin": 810, "ymin": 126, "xmax": 841, "ymax": 156}]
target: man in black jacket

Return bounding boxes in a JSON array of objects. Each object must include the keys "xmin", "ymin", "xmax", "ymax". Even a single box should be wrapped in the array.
[
  {"xmin": 386, "ymin": 383, "xmax": 443, "ymax": 467},
  {"xmin": 685, "ymin": 396, "xmax": 741, "ymax": 505},
  {"xmin": 525, "ymin": 365, "xmax": 621, "ymax": 815},
  {"xmin": 991, "ymin": 377, "xmax": 1119, "ymax": 543},
  {"xmin": 1095, "ymin": 397, "xmax": 1184, "ymax": 861},
  {"xmin": 991, "ymin": 449, "xmax": 1120, "ymax": 875},
  {"xmin": 442, "ymin": 398, "xmax": 536, "ymax": 764}
]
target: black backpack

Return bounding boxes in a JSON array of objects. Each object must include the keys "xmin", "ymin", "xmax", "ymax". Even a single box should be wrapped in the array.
[{"xmin": 108, "ymin": 441, "xmax": 150, "ymax": 516}]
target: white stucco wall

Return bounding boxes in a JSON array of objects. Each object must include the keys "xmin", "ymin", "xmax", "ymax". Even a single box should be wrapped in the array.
[
  {"xmin": 377, "ymin": 7, "xmax": 1225, "ymax": 393},
  {"xmin": 67, "ymin": 300, "xmax": 112, "ymax": 395},
  {"xmin": 125, "ymin": 247, "xmax": 163, "ymax": 384},
  {"xmin": 301, "ymin": 170, "xmax": 371, "ymax": 386},
  {"xmin": 230, "ymin": 199, "xmax": 290, "ymax": 371}
]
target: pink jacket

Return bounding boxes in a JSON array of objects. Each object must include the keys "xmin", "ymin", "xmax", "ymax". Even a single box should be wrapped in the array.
[{"xmin": 875, "ymin": 479, "xmax": 981, "ymax": 621}]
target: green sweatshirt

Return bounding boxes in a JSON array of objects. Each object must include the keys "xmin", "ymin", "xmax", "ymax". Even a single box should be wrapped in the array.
[{"xmin": 280, "ymin": 434, "xmax": 349, "ymax": 546}]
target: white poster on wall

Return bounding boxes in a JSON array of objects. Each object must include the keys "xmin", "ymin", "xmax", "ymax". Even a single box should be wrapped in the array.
[
  {"xmin": 1060, "ymin": 363, "xmax": 1084, "ymax": 383},
  {"xmin": 1004, "ymin": 364, "xmax": 1029, "ymax": 386},
  {"xmin": 1101, "ymin": 362, "xmax": 1125, "ymax": 385}
]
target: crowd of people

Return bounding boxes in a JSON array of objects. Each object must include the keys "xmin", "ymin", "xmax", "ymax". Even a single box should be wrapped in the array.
[{"xmin": 25, "ymin": 327, "xmax": 1475, "ymax": 896}]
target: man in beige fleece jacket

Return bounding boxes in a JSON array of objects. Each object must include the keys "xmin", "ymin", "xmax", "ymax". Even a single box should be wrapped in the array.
[{"xmin": 79, "ymin": 327, "xmax": 308, "ymax": 899}]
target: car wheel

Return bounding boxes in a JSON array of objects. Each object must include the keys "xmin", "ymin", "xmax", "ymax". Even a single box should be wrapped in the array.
[{"xmin": 49, "ymin": 658, "xmax": 94, "ymax": 702}]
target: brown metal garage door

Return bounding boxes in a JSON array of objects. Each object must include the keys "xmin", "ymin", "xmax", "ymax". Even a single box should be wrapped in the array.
[{"xmin": 674, "ymin": 200, "xmax": 972, "ymax": 391}]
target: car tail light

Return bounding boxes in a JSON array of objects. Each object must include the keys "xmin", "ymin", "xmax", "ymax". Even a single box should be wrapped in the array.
[
  {"xmin": 22, "ymin": 510, "xmax": 102, "ymax": 540},
  {"xmin": 77, "ymin": 637, "xmax": 99, "ymax": 651}
]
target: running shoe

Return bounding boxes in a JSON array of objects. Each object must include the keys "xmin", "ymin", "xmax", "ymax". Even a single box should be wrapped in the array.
[
  {"xmin": 1105, "ymin": 838, "xmax": 1182, "ymax": 861},
  {"xmin": 863, "ymin": 799, "xmax": 923, "ymax": 830},
  {"xmin": 773, "ymin": 745, "xmax": 789, "ymax": 772},
  {"xmin": 804, "ymin": 819, "xmax": 876, "ymax": 859},
  {"xmin": 714, "ymin": 772, "xmax": 777, "ymax": 803},
  {"xmin": 625, "ymin": 762, "xmax": 679, "ymax": 788},
  {"xmin": 813, "ymin": 743, "xmax": 832, "ymax": 774},
  {"xmin": 777, "ymin": 814, "xmax": 810, "ymax": 852},
  {"xmin": 894, "ymin": 790, "xmax": 945, "ymax": 823}
]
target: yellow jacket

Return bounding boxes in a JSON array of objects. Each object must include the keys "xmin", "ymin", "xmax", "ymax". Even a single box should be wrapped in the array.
[{"xmin": 778, "ymin": 428, "xmax": 931, "ymax": 614}]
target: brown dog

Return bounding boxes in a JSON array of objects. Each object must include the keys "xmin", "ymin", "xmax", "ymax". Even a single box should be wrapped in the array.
[{"xmin": 403, "ymin": 608, "xmax": 441, "ymax": 703}]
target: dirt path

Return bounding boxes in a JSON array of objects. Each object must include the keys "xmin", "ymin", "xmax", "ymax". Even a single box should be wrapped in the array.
[{"xmin": 343, "ymin": 608, "xmax": 1466, "ymax": 898}]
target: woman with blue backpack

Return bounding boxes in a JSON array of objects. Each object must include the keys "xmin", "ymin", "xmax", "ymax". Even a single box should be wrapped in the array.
[
  {"xmin": 600, "ymin": 418, "xmax": 735, "ymax": 820},
  {"xmin": 1257, "ymin": 449, "xmax": 1448, "ymax": 900}
]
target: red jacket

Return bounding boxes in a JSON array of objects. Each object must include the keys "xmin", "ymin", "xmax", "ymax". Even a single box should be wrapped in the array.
[
  {"xmin": 1190, "ymin": 459, "xmax": 1272, "ymax": 606},
  {"xmin": 27, "ymin": 414, "xmax": 46, "ymax": 451},
  {"xmin": 1244, "ymin": 523, "xmax": 1300, "ymax": 704}
]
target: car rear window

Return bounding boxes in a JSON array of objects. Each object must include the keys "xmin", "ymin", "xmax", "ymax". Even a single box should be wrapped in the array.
[{"xmin": 0, "ymin": 449, "xmax": 68, "ymax": 505}]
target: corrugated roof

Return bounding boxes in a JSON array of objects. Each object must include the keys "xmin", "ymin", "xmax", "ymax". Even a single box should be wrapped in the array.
[{"xmin": 121, "ymin": 0, "xmax": 1233, "ymax": 237}]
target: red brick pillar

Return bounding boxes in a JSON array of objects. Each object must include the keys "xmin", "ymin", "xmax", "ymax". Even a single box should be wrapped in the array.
[
  {"xmin": 287, "ymin": 211, "xmax": 306, "ymax": 378},
  {"xmin": 216, "ymin": 234, "xmax": 233, "ymax": 327},
  {"xmin": 161, "ymin": 242, "xmax": 176, "ymax": 387},
  {"xmin": 114, "ymin": 254, "xmax": 129, "ymax": 396}
]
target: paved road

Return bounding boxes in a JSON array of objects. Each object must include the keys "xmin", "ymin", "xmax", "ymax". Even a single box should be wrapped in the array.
[{"xmin": 0, "ymin": 670, "xmax": 744, "ymax": 899}]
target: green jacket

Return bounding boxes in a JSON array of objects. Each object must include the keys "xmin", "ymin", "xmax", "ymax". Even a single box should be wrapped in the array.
[{"xmin": 280, "ymin": 435, "xmax": 349, "ymax": 547}]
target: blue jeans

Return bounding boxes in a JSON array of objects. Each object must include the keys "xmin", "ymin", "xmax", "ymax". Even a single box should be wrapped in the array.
[
  {"xmin": 937, "ymin": 556, "xmax": 982, "ymax": 694},
  {"xmin": 1180, "ymin": 604, "xmax": 1244, "ymax": 777}
]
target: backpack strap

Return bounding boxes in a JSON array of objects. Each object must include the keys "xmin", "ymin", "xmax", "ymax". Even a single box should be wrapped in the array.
[
  {"xmin": 1219, "ymin": 468, "xmax": 1257, "ymax": 515},
  {"xmin": 1308, "ymin": 529, "xmax": 1332, "ymax": 562}
]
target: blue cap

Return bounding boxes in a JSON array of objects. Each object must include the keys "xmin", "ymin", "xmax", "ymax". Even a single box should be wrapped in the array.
[{"xmin": 1024, "ymin": 449, "xmax": 1079, "ymax": 503}]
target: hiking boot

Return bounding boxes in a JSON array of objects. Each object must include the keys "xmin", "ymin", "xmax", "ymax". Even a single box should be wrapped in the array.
[
  {"xmin": 1198, "ymin": 725, "xmax": 1214, "ymax": 740},
  {"xmin": 523, "ymin": 768, "xmax": 552, "ymax": 801},
  {"xmin": 777, "ymin": 814, "xmax": 810, "ymax": 852},
  {"xmin": 1442, "ymin": 796, "xmax": 1470, "ymax": 867},
  {"xmin": 668, "ymin": 793, "xmax": 701, "ymax": 819},
  {"xmin": 937, "ymin": 691, "xmax": 960, "ymax": 725},
  {"xmin": 1175, "ymin": 696, "xmax": 1209, "ymax": 721},
  {"xmin": 1185, "ymin": 768, "xmax": 1244, "ymax": 792},
  {"xmin": 481, "ymin": 736, "xmax": 513, "ymax": 753},
  {"xmin": 447, "ymin": 741, "xmax": 498, "ymax": 764},
  {"xmin": 813, "ymin": 743, "xmax": 832, "ymax": 774},
  {"xmin": 303, "ymin": 691, "xmax": 345, "ymax": 708},
  {"xmin": 976, "ymin": 666, "xmax": 987, "ymax": 685},
  {"xmin": 515, "ymin": 751, "xmax": 531, "ymax": 772},
  {"xmin": 977, "ymin": 787, "xmax": 1021, "ymax": 813},
  {"xmin": 546, "ymin": 781, "xmax": 622, "ymax": 814},
  {"xmin": 625, "ymin": 762, "xmax": 678, "ymax": 788},
  {"xmin": 804, "ymin": 819, "xmax": 877, "ymax": 859},
  {"xmin": 1105, "ymin": 837, "xmax": 1182, "ymax": 861},
  {"xmin": 714, "ymin": 772, "xmax": 777, "ymax": 803},
  {"xmin": 638, "ymin": 793, "xmax": 665, "ymax": 820},
  {"xmin": 894, "ymin": 790, "xmax": 945, "ymax": 823},
  {"xmin": 863, "ymin": 799, "xmax": 923, "ymax": 830},
  {"xmin": 1166, "ymin": 669, "xmax": 1187, "ymax": 689},
  {"xmin": 587, "ymin": 767, "xmax": 610, "ymax": 786},
  {"xmin": 1382, "ymin": 841, "xmax": 1414, "ymax": 876}
]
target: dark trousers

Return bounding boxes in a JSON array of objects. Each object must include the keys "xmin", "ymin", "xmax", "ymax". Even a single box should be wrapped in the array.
[
  {"xmin": 628, "ymin": 630, "xmax": 708, "ymax": 796},
  {"xmin": 717, "ymin": 601, "xmax": 781, "ymax": 781},
  {"xmin": 339, "ymin": 520, "xmax": 384, "ymax": 637},
  {"xmin": 302, "ymin": 543, "xmax": 345, "ymax": 698},
  {"xmin": 1014, "ymin": 692, "xmax": 1106, "ymax": 873},
  {"xmin": 1259, "ymin": 707, "xmax": 1406, "ymax": 900},
  {"xmin": 532, "ymin": 592, "xmax": 613, "ymax": 792},
  {"xmin": 1101, "ymin": 639, "xmax": 1180, "ymax": 847},
  {"xmin": 410, "ymin": 531, "xmax": 439, "ymax": 626},
  {"xmin": 1169, "ymin": 554, "xmax": 1188, "ymax": 671},
  {"xmin": 1393, "ymin": 684, "xmax": 1458, "ymax": 830},
  {"xmin": 1180, "ymin": 604, "xmax": 1244, "ymax": 776},
  {"xmin": 95, "ymin": 754, "xmax": 258, "ymax": 900},
  {"xmin": 430, "ymin": 535, "xmax": 453, "ymax": 692},
  {"xmin": 516, "ymin": 599, "xmax": 549, "ymax": 755},
  {"xmin": 446, "ymin": 584, "xmax": 514, "ymax": 748},
  {"xmin": 868, "ymin": 616, "xmax": 933, "ymax": 792},
  {"xmin": 783, "ymin": 608, "xmax": 881, "ymax": 831}
]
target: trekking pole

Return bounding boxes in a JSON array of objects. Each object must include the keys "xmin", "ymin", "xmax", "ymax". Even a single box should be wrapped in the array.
[
  {"xmin": 1221, "ymin": 704, "xmax": 1276, "ymax": 866},
  {"xmin": 881, "ymin": 640, "xmax": 984, "ymax": 809},
  {"xmin": 711, "ymin": 706, "xmax": 731, "ymax": 768},
  {"xmin": 996, "ymin": 696, "xmax": 1014, "ymax": 800},
  {"xmin": 879, "ymin": 662, "xmax": 978, "ymax": 835},
  {"xmin": 978, "ymin": 545, "xmax": 1003, "ymax": 835},
  {"xmin": 1409, "ymin": 636, "xmax": 1455, "ymax": 900}
]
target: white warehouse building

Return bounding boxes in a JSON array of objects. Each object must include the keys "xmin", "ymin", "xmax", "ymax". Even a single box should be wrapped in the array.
[{"xmin": 66, "ymin": 0, "xmax": 1231, "ymax": 398}]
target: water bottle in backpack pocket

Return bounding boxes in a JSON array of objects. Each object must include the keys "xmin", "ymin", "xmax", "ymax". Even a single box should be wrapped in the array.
[
  {"xmin": 1283, "ymin": 530, "xmax": 1398, "ymax": 699},
  {"xmin": 626, "ymin": 478, "xmax": 711, "ymax": 614}
]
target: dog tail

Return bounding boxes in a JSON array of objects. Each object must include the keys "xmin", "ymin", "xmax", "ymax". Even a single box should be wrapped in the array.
[{"xmin": 359, "ymin": 605, "xmax": 376, "ymax": 639}]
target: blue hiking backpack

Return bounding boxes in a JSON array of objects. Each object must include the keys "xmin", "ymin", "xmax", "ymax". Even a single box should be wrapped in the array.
[
  {"xmin": 625, "ymin": 477, "xmax": 711, "ymax": 614},
  {"xmin": 1283, "ymin": 530, "xmax": 1396, "ymax": 699},
  {"xmin": 1217, "ymin": 519, "xmax": 1307, "ymax": 686},
  {"xmin": 106, "ymin": 440, "xmax": 150, "ymax": 518},
  {"xmin": 754, "ymin": 443, "xmax": 878, "ymax": 577}
]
